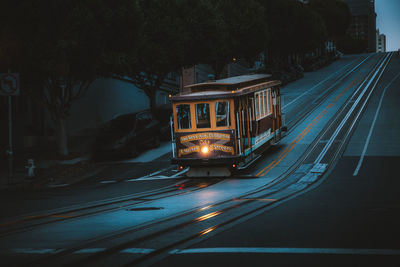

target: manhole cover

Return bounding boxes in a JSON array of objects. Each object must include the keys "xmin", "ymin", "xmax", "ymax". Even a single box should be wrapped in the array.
[{"xmin": 127, "ymin": 207, "xmax": 163, "ymax": 211}]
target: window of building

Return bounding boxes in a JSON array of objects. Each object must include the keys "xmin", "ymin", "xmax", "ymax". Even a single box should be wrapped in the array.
[
  {"xmin": 215, "ymin": 101, "xmax": 230, "ymax": 127},
  {"xmin": 196, "ymin": 103, "xmax": 211, "ymax": 128},
  {"xmin": 176, "ymin": 104, "xmax": 191, "ymax": 129}
]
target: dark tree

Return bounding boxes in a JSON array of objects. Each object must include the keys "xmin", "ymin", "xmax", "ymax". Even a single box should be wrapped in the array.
[
  {"xmin": 177, "ymin": 0, "xmax": 223, "ymax": 68},
  {"xmin": 126, "ymin": 0, "xmax": 223, "ymax": 114},
  {"xmin": 309, "ymin": 0, "xmax": 352, "ymax": 40},
  {"xmin": 209, "ymin": 0, "xmax": 267, "ymax": 78},
  {"xmin": 259, "ymin": 0, "xmax": 327, "ymax": 68},
  {"xmin": 123, "ymin": 0, "xmax": 183, "ymax": 116},
  {"xmin": 0, "ymin": 0, "xmax": 142, "ymax": 156}
]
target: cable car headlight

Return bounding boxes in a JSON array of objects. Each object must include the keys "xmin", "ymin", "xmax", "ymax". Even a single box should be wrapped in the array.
[{"xmin": 201, "ymin": 146, "xmax": 209, "ymax": 154}]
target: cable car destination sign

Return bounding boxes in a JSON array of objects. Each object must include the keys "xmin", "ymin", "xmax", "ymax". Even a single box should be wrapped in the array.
[
  {"xmin": 0, "ymin": 73, "xmax": 20, "ymax": 95},
  {"xmin": 176, "ymin": 130, "xmax": 235, "ymax": 157}
]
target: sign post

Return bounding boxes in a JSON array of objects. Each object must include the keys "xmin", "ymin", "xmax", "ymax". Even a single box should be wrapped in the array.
[
  {"xmin": 7, "ymin": 96, "xmax": 13, "ymax": 184},
  {"xmin": 0, "ymin": 72, "xmax": 20, "ymax": 184}
]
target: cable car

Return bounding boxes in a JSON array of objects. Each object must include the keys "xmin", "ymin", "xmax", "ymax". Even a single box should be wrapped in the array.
[{"xmin": 171, "ymin": 74, "xmax": 286, "ymax": 177}]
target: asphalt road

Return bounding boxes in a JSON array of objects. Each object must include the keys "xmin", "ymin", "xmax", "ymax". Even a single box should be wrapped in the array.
[
  {"xmin": 0, "ymin": 53, "xmax": 371, "ymax": 218},
  {"xmin": 158, "ymin": 54, "xmax": 400, "ymax": 266},
  {"xmin": 1, "ymin": 53, "xmax": 399, "ymax": 267}
]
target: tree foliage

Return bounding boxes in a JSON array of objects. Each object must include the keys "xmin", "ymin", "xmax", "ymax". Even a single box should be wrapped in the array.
[
  {"xmin": 126, "ymin": 0, "xmax": 225, "ymax": 112},
  {"xmin": 259, "ymin": 0, "xmax": 328, "ymax": 67},
  {"xmin": 0, "ymin": 0, "xmax": 142, "ymax": 155},
  {"xmin": 309, "ymin": 0, "xmax": 352, "ymax": 40},
  {"xmin": 0, "ymin": 0, "xmax": 354, "ymax": 155},
  {"xmin": 205, "ymin": 0, "xmax": 267, "ymax": 77}
]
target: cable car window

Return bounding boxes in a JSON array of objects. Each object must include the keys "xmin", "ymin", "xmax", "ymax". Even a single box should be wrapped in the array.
[
  {"xmin": 196, "ymin": 103, "xmax": 211, "ymax": 128},
  {"xmin": 176, "ymin": 104, "xmax": 191, "ymax": 129},
  {"xmin": 263, "ymin": 91, "xmax": 267, "ymax": 116},
  {"xmin": 266, "ymin": 89, "xmax": 271, "ymax": 114},
  {"xmin": 215, "ymin": 101, "xmax": 230, "ymax": 127},
  {"xmin": 255, "ymin": 93, "xmax": 259, "ymax": 118},
  {"xmin": 260, "ymin": 91, "xmax": 264, "ymax": 116}
]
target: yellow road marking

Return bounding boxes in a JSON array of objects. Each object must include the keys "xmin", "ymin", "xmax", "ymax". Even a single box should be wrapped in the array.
[
  {"xmin": 257, "ymin": 74, "xmax": 361, "ymax": 177},
  {"xmin": 195, "ymin": 211, "xmax": 222, "ymax": 222},
  {"xmin": 50, "ymin": 214, "xmax": 76, "ymax": 219},
  {"xmin": 256, "ymin": 110, "xmax": 326, "ymax": 176}
]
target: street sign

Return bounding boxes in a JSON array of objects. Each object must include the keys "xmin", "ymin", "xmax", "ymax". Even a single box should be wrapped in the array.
[{"xmin": 0, "ymin": 73, "xmax": 20, "ymax": 95}]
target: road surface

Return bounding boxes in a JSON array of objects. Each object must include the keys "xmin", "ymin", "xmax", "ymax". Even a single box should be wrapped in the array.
[{"xmin": 1, "ymin": 52, "xmax": 399, "ymax": 267}]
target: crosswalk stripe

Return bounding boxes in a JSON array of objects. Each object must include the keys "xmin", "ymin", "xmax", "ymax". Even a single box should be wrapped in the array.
[{"xmin": 169, "ymin": 247, "xmax": 400, "ymax": 255}]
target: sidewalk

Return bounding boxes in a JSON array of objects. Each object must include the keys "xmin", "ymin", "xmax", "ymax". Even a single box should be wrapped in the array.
[
  {"xmin": 0, "ymin": 153, "xmax": 91, "ymax": 191},
  {"xmin": 0, "ymin": 133, "xmax": 94, "ymax": 191},
  {"xmin": 0, "ymin": 141, "xmax": 174, "ymax": 191}
]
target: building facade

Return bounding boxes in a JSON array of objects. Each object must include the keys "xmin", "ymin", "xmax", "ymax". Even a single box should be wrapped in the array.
[
  {"xmin": 344, "ymin": 0, "xmax": 377, "ymax": 53},
  {"xmin": 376, "ymin": 29, "xmax": 386, "ymax": 52}
]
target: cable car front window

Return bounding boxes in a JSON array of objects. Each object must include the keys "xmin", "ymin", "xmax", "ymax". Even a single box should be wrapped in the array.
[
  {"xmin": 176, "ymin": 104, "xmax": 191, "ymax": 129},
  {"xmin": 196, "ymin": 103, "xmax": 211, "ymax": 128},
  {"xmin": 215, "ymin": 101, "xmax": 230, "ymax": 127}
]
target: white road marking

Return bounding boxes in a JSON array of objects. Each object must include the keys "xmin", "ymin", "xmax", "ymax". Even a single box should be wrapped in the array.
[
  {"xmin": 353, "ymin": 71, "xmax": 400, "ymax": 176},
  {"xmin": 283, "ymin": 55, "xmax": 371, "ymax": 109},
  {"xmin": 125, "ymin": 167, "xmax": 171, "ymax": 182},
  {"xmin": 170, "ymin": 168, "xmax": 189, "ymax": 178},
  {"xmin": 12, "ymin": 248, "xmax": 62, "ymax": 254},
  {"xmin": 136, "ymin": 175, "xmax": 168, "ymax": 180},
  {"xmin": 128, "ymin": 175, "xmax": 181, "ymax": 181},
  {"xmin": 169, "ymin": 247, "xmax": 400, "ymax": 256},
  {"xmin": 121, "ymin": 248, "xmax": 154, "ymax": 254},
  {"xmin": 74, "ymin": 248, "xmax": 106, "ymax": 254},
  {"xmin": 100, "ymin": 180, "xmax": 116, "ymax": 184},
  {"xmin": 125, "ymin": 168, "xmax": 188, "ymax": 181},
  {"xmin": 146, "ymin": 168, "xmax": 169, "ymax": 177},
  {"xmin": 314, "ymin": 53, "xmax": 392, "ymax": 165}
]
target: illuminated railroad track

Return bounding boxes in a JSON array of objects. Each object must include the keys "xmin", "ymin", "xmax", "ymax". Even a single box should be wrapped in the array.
[
  {"xmin": 24, "ymin": 53, "xmax": 393, "ymax": 267},
  {"xmin": 0, "ymin": 178, "xmax": 221, "ymax": 237},
  {"xmin": 0, "ymin": 56, "xmax": 370, "ymax": 240}
]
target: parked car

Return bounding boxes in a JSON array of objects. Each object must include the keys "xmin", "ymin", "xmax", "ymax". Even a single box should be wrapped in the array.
[
  {"xmin": 92, "ymin": 110, "xmax": 161, "ymax": 160},
  {"xmin": 154, "ymin": 104, "xmax": 172, "ymax": 141}
]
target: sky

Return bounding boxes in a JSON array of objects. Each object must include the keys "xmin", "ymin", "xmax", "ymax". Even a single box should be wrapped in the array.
[{"xmin": 375, "ymin": 0, "xmax": 400, "ymax": 51}]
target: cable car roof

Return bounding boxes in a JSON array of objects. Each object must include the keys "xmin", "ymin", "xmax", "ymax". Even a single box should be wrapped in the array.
[
  {"xmin": 173, "ymin": 74, "xmax": 280, "ymax": 101},
  {"xmin": 185, "ymin": 74, "xmax": 271, "ymax": 89}
]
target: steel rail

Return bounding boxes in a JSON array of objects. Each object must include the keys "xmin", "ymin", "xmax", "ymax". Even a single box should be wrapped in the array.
[
  {"xmin": 2, "ymin": 55, "xmax": 378, "ymax": 239},
  {"xmin": 314, "ymin": 53, "xmax": 392, "ymax": 164},
  {"xmin": 0, "ymin": 178, "xmax": 221, "ymax": 237},
  {"xmin": 255, "ymin": 53, "xmax": 386, "ymax": 177},
  {"xmin": 326, "ymin": 52, "xmax": 394, "ymax": 168},
  {"xmin": 33, "ymin": 53, "xmax": 391, "ymax": 267},
  {"xmin": 284, "ymin": 54, "xmax": 374, "ymax": 131},
  {"xmin": 122, "ymin": 53, "xmax": 395, "ymax": 267}
]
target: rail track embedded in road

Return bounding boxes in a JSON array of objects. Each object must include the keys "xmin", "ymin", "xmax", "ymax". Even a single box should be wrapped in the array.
[{"xmin": 5, "ymin": 53, "xmax": 393, "ymax": 267}]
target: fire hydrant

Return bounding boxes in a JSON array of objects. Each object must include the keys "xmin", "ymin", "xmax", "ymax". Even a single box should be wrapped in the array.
[{"xmin": 25, "ymin": 159, "xmax": 36, "ymax": 179}]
